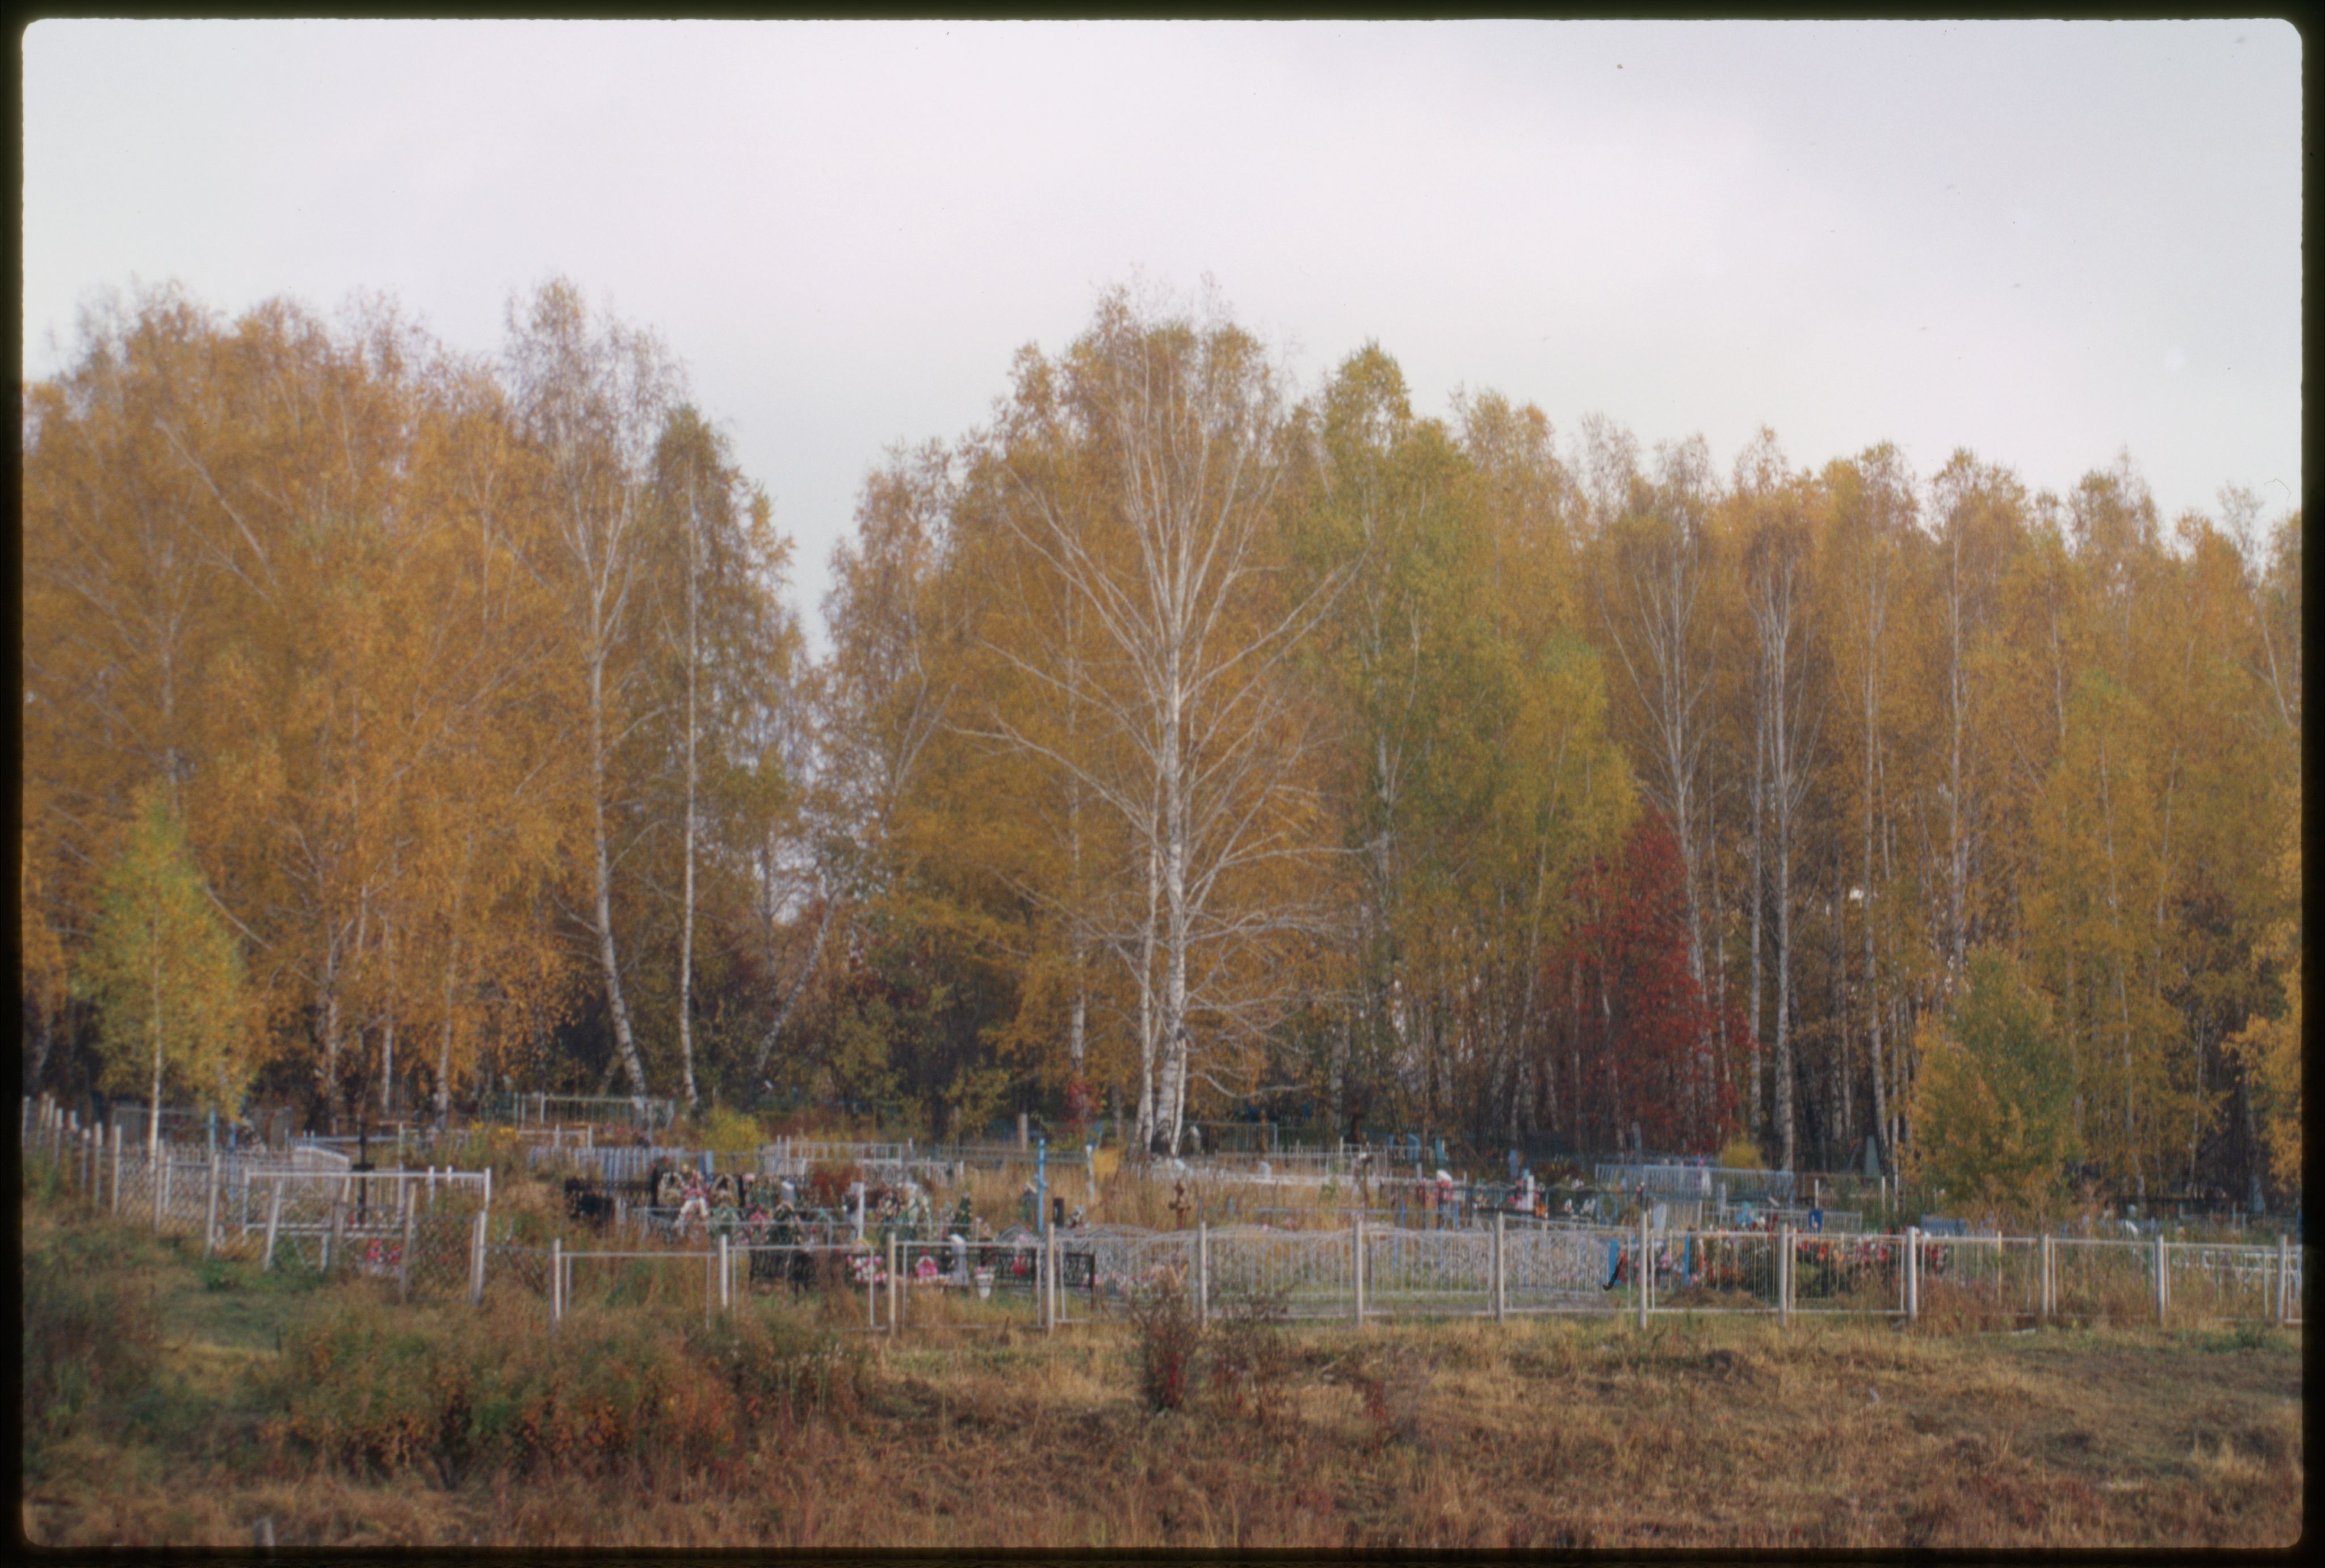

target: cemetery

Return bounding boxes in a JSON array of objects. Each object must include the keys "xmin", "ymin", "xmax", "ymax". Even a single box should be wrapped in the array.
[{"xmin": 24, "ymin": 1094, "xmax": 2302, "ymax": 1339}]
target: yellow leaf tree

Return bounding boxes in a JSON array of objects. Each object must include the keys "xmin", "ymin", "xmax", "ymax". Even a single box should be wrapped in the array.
[
  {"xmin": 77, "ymin": 788, "xmax": 257, "ymax": 1154},
  {"xmin": 1907, "ymin": 945, "xmax": 2079, "ymax": 1224}
]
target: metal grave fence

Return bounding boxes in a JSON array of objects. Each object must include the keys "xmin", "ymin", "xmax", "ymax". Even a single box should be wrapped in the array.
[{"xmin": 20, "ymin": 1095, "xmax": 2306, "ymax": 1335}]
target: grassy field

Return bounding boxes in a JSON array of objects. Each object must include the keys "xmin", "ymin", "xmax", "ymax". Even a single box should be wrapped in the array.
[{"xmin": 19, "ymin": 1191, "xmax": 2303, "ymax": 1549}]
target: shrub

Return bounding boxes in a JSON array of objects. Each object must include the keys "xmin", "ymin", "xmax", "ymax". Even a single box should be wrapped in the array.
[
  {"xmin": 1125, "ymin": 1271, "xmax": 1203, "ymax": 1412},
  {"xmin": 694, "ymin": 1105, "xmax": 766, "ymax": 1155},
  {"xmin": 1717, "ymin": 1136, "xmax": 1765, "ymax": 1171},
  {"xmin": 803, "ymin": 1161, "xmax": 862, "ymax": 1211}
]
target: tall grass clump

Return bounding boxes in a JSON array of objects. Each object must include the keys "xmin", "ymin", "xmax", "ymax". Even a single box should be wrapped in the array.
[
  {"xmin": 22, "ymin": 1229, "xmax": 163, "ymax": 1462},
  {"xmin": 261, "ymin": 1294, "xmax": 867, "ymax": 1487},
  {"xmin": 1120, "ymin": 1275, "xmax": 1292, "ymax": 1416}
]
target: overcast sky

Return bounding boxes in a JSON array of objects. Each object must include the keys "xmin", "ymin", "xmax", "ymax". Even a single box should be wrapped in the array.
[{"xmin": 23, "ymin": 19, "xmax": 2303, "ymax": 648}]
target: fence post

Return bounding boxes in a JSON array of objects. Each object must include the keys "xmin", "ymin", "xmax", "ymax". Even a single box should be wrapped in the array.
[
  {"xmin": 1196, "ymin": 1222, "xmax": 1210, "ymax": 1328},
  {"xmin": 886, "ymin": 1234, "xmax": 899, "ymax": 1332},
  {"xmin": 112, "ymin": 1131, "xmax": 124, "ymax": 1218},
  {"xmin": 720, "ymin": 1232, "xmax": 733, "ymax": 1313},
  {"xmin": 1778, "ymin": 1224, "xmax": 1791, "ymax": 1327},
  {"xmin": 204, "ymin": 1155, "xmax": 221, "ymax": 1256},
  {"xmin": 1493, "ymin": 1212, "xmax": 1506, "ymax": 1324},
  {"xmin": 1353, "ymin": 1216, "xmax": 1366, "ymax": 1326},
  {"xmin": 2040, "ymin": 1234, "xmax": 2053, "ymax": 1319},
  {"xmin": 1906, "ymin": 1226, "xmax": 1920, "ymax": 1321},
  {"xmin": 154, "ymin": 1153, "xmax": 169, "ymax": 1232},
  {"xmin": 399, "ymin": 1186, "xmax": 417, "ymax": 1302},
  {"xmin": 326, "ymin": 1197, "xmax": 343, "ymax": 1274},
  {"xmin": 2275, "ymin": 1233, "xmax": 2291, "ymax": 1325},
  {"xmin": 2155, "ymin": 1234, "xmax": 2168, "ymax": 1326},
  {"xmin": 551, "ymin": 1237, "xmax": 564, "ymax": 1327},
  {"xmin": 469, "ymin": 1211, "xmax": 488, "ymax": 1305},
  {"xmin": 1637, "ymin": 1210, "xmax": 1650, "ymax": 1329},
  {"xmin": 262, "ymin": 1179, "xmax": 284, "ymax": 1270},
  {"xmin": 1047, "ymin": 1225, "xmax": 1060, "ymax": 1334}
]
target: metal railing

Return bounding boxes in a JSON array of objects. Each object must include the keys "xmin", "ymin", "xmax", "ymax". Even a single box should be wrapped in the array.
[{"xmin": 1596, "ymin": 1162, "xmax": 1799, "ymax": 1203}]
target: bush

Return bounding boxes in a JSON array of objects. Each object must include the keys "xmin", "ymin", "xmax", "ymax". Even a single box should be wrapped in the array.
[
  {"xmin": 1718, "ymin": 1137, "xmax": 1765, "ymax": 1171},
  {"xmin": 694, "ymin": 1105, "xmax": 766, "ymax": 1155},
  {"xmin": 1124, "ymin": 1271, "xmax": 1203, "ymax": 1412},
  {"xmin": 803, "ymin": 1161, "xmax": 862, "ymax": 1211}
]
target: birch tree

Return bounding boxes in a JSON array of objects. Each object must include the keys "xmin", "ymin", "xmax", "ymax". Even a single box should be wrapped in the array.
[{"xmin": 503, "ymin": 279, "xmax": 680, "ymax": 1108}]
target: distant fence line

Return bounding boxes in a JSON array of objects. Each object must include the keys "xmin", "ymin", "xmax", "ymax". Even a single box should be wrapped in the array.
[
  {"xmin": 22, "ymin": 1094, "xmax": 2306, "ymax": 1340},
  {"xmin": 497, "ymin": 1210, "xmax": 2306, "ymax": 1338},
  {"xmin": 25, "ymin": 1094, "xmax": 496, "ymax": 1302}
]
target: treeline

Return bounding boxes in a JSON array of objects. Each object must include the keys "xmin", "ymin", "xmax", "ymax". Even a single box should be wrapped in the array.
[{"xmin": 19, "ymin": 280, "xmax": 2302, "ymax": 1204}]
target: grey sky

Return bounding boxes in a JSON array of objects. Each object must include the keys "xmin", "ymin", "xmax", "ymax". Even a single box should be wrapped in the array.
[{"xmin": 23, "ymin": 19, "xmax": 2303, "ymax": 646}]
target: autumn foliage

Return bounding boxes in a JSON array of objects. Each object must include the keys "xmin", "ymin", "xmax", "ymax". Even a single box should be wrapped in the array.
[{"xmin": 20, "ymin": 276, "xmax": 2302, "ymax": 1205}]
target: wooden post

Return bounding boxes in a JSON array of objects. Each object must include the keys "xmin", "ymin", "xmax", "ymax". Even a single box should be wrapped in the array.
[
  {"xmin": 1196, "ymin": 1222, "xmax": 1210, "ymax": 1328},
  {"xmin": 1353, "ymin": 1217, "xmax": 1366, "ymax": 1326},
  {"xmin": 2041, "ymin": 1234, "xmax": 2055, "ymax": 1319},
  {"xmin": 1493, "ymin": 1212, "xmax": 1506, "ymax": 1323},
  {"xmin": 262, "ymin": 1179, "xmax": 284, "ymax": 1270},
  {"xmin": 469, "ymin": 1211, "xmax": 488, "ymax": 1305},
  {"xmin": 204, "ymin": 1155, "xmax": 221, "ymax": 1256},
  {"xmin": 887, "ymin": 1234, "xmax": 899, "ymax": 1332},
  {"xmin": 551, "ymin": 1237, "xmax": 564, "ymax": 1327},
  {"xmin": 2276, "ymin": 1233, "xmax": 2292, "ymax": 1325},
  {"xmin": 326, "ymin": 1198, "xmax": 343, "ymax": 1273},
  {"xmin": 2155, "ymin": 1234, "xmax": 2169, "ymax": 1325}
]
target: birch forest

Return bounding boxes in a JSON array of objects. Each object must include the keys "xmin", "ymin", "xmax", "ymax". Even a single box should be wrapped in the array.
[{"xmin": 19, "ymin": 279, "xmax": 2303, "ymax": 1204}]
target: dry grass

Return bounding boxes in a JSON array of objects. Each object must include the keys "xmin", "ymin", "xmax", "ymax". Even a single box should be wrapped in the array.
[{"xmin": 20, "ymin": 1188, "xmax": 2302, "ymax": 1550}]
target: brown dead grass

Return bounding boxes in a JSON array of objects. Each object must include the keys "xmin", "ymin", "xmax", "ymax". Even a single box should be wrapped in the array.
[{"xmin": 20, "ymin": 1189, "xmax": 2303, "ymax": 1550}]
